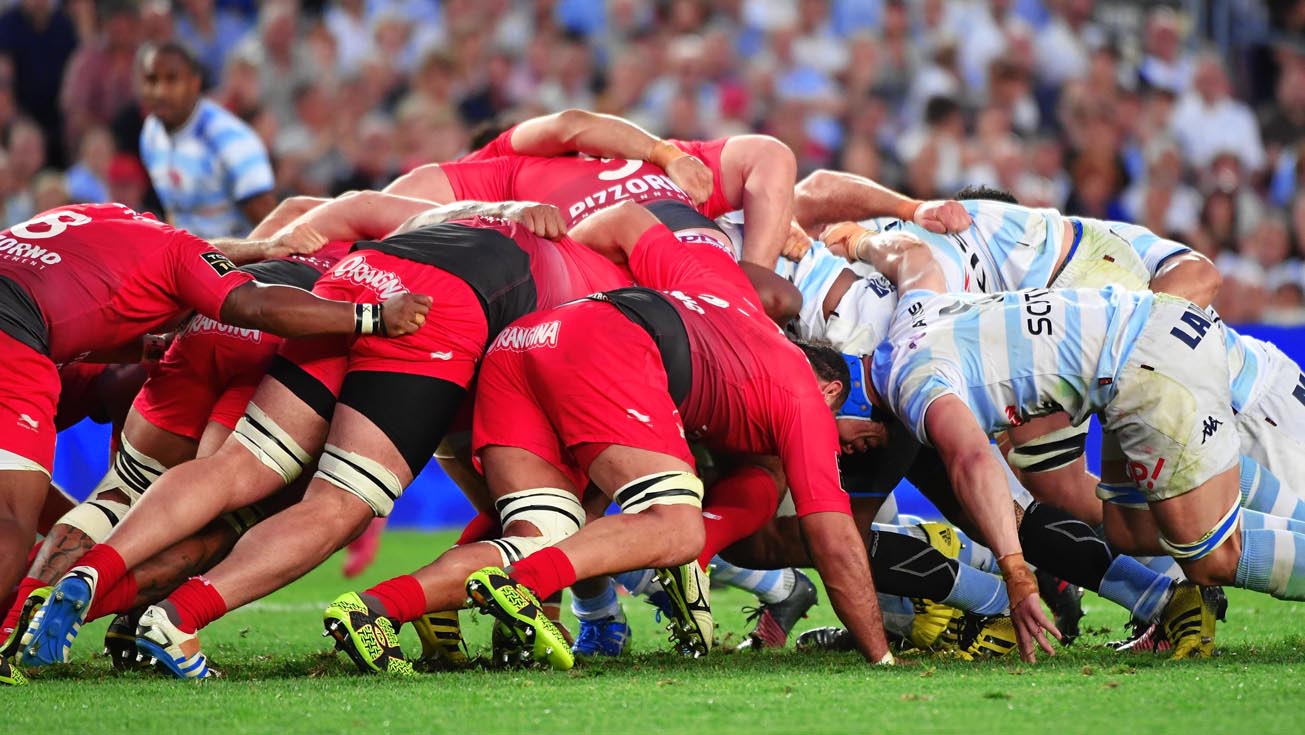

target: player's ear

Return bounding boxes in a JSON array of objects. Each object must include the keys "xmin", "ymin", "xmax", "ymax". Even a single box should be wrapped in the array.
[{"xmin": 820, "ymin": 378, "xmax": 845, "ymax": 410}]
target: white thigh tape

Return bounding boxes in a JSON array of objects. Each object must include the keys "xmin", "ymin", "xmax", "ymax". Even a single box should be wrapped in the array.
[
  {"xmin": 613, "ymin": 471, "xmax": 704, "ymax": 514},
  {"xmin": 234, "ymin": 404, "xmax": 312, "ymax": 484},
  {"xmin": 314, "ymin": 444, "xmax": 404, "ymax": 517},
  {"xmin": 483, "ymin": 487, "xmax": 585, "ymax": 567},
  {"xmin": 101, "ymin": 433, "xmax": 165, "ymax": 499},
  {"xmin": 1008, "ymin": 422, "xmax": 1090, "ymax": 472}
]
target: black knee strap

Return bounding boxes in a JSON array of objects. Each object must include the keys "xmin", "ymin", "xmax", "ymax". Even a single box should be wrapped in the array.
[
  {"xmin": 267, "ymin": 355, "xmax": 337, "ymax": 422},
  {"xmin": 1018, "ymin": 501, "xmax": 1113, "ymax": 593},
  {"xmin": 867, "ymin": 530, "xmax": 959, "ymax": 600},
  {"xmin": 337, "ymin": 371, "xmax": 467, "ymax": 478}
]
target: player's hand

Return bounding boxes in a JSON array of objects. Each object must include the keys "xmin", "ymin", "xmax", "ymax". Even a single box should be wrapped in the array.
[
  {"xmin": 380, "ymin": 293, "xmax": 432, "ymax": 337},
  {"xmin": 664, "ymin": 155, "xmax": 714, "ymax": 205},
  {"xmin": 781, "ymin": 219, "xmax": 812, "ymax": 261},
  {"xmin": 267, "ymin": 222, "xmax": 328, "ymax": 258},
  {"xmin": 912, "ymin": 200, "xmax": 971, "ymax": 234},
  {"xmin": 820, "ymin": 222, "xmax": 870, "ymax": 260},
  {"xmin": 507, "ymin": 203, "xmax": 567, "ymax": 240},
  {"xmin": 1009, "ymin": 591, "xmax": 1061, "ymax": 664}
]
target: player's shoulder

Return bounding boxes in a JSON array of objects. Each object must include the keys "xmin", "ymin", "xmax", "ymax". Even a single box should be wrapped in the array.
[{"xmin": 194, "ymin": 98, "xmax": 256, "ymax": 136}]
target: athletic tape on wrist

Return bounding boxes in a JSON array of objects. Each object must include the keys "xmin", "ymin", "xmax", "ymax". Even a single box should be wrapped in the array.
[
  {"xmin": 354, "ymin": 303, "xmax": 382, "ymax": 336},
  {"xmin": 998, "ymin": 552, "xmax": 1038, "ymax": 604}
]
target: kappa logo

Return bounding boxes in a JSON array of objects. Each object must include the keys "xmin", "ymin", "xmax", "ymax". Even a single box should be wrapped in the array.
[
  {"xmin": 1201, "ymin": 416, "xmax": 1223, "ymax": 443},
  {"xmin": 489, "ymin": 320, "xmax": 561, "ymax": 352}
]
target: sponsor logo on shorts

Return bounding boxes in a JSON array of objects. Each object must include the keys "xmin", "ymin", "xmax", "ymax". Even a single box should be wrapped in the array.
[
  {"xmin": 1128, "ymin": 457, "xmax": 1166, "ymax": 491},
  {"xmin": 489, "ymin": 320, "xmax": 560, "ymax": 353},
  {"xmin": 1201, "ymin": 416, "xmax": 1222, "ymax": 443},
  {"xmin": 626, "ymin": 408, "xmax": 651, "ymax": 423},
  {"xmin": 17, "ymin": 413, "xmax": 39, "ymax": 431},
  {"xmin": 332, "ymin": 255, "xmax": 409, "ymax": 299},
  {"xmin": 1004, "ymin": 405, "xmax": 1025, "ymax": 426},
  {"xmin": 430, "ymin": 351, "xmax": 453, "ymax": 361},
  {"xmin": 183, "ymin": 314, "xmax": 262, "ymax": 342}
]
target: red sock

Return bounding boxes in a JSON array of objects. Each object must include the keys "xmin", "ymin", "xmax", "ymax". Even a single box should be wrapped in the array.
[
  {"xmin": 85, "ymin": 571, "xmax": 138, "ymax": 622},
  {"xmin": 508, "ymin": 547, "xmax": 576, "ymax": 600},
  {"xmin": 456, "ymin": 511, "xmax": 501, "ymax": 545},
  {"xmin": 2, "ymin": 577, "xmax": 46, "ymax": 635},
  {"xmin": 698, "ymin": 465, "xmax": 780, "ymax": 569},
  {"xmin": 73, "ymin": 544, "xmax": 128, "ymax": 595},
  {"xmin": 167, "ymin": 577, "xmax": 228, "ymax": 634},
  {"xmin": 364, "ymin": 575, "xmax": 427, "ymax": 623}
]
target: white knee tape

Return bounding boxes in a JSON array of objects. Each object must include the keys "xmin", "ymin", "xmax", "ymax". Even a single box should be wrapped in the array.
[
  {"xmin": 99, "ymin": 433, "xmax": 163, "ymax": 499},
  {"xmin": 233, "ymin": 403, "xmax": 312, "ymax": 484},
  {"xmin": 1008, "ymin": 422, "xmax": 1090, "ymax": 472},
  {"xmin": 1159, "ymin": 497, "xmax": 1242, "ymax": 561},
  {"xmin": 613, "ymin": 471, "xmax": 704, "ymax": 514},
  {"xmin": 482, "ymin": 487, "xmax": 585, "ymax": 566},
  {"xmin": 0, "ymin": 447, "xmax": 49, "ymax": 477},
  {"xmin": 60, "ymin": 499, "xmax": 133, "ymax": 543},
  {"xmin": 314, "ymin": 444, "xmax": 404, "ymax": 517}
]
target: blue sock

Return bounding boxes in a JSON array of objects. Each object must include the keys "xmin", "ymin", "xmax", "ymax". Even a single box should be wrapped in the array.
[
  {"xmin": 570, "ymin": 577, "xmax": 624, "ymax": 622},
  {"xmin": 1236, "ymin": 527, "xmax": 1305, "ymax": 600},
  {"xmin": 953, "ymin": 529, "xmax": 999, "ymax": 574},
  {"xmin": 1098, "ymin": 555, "xmax": 1175, "ymax": 622},
  {"xmin": 708, "ymin": 558, "xmax": 795, "ymax": 604},
  {"xmin": 1239, "ymin": 455, "xmax": 1305, "ymax": 523},
  {"xmin": 1242, "ymin": 507, "xmax": 1305, "ymax": 534},
  {"xmin": 941, "ymin": 563, "xmax": 1008, "ymax": 615}
]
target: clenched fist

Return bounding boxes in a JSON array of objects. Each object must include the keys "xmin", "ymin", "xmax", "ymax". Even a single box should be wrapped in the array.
[
  {"xmin": 664, "ymin": 155, "xmax": 714, "ymax": 206},
  {"xmin": 381, "ymin": 293, "xmax": 433, "ymax": 337},
  {"xmin": 504, "ymin": 202, "xmax": 568, "ymax": 240},
  {"xmin": 912, "ymin": 200, "xmax": 972, "ymax": 234}
]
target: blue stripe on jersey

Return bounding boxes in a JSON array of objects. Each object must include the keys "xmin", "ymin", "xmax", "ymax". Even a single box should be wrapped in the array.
[
  {"xmin": 1225, "ymin": 325, "xmax": 1260, "ymax": 413},
  {"xmin": 954, "ymin": 306, "xmax": 1003, "ymax": 427},
  {"xmin": 1002, "ymin": 292, "xmax": 1040, "ymax": 422},
  {"xmin": 1057, "ymin": 288, "xmax": 1087, "ymax": 393},
  {"xmin": 796, "ymin": 246, "xmax": 847, "ymax": 305}
]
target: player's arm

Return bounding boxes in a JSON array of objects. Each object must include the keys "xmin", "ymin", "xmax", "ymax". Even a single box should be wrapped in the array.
[
  {"xmin": 718, "ymin": 135, "xmax": 797, "ymax": 268},
  {"xmin": 824, "ymin": 224, "xmax": 946, "ymax": 295},
  {"xmin": 923, "ymin": 395, "xmax": 1061, "ymax": 662},
  {"xmin": 218, "ymin": 282, "xmax": 430, "ymax": 339},
  {"xmin": 794, "ymin": 170, "xmax": 971, "ymax": 234},
  {"xmin": 505, "ymin": 109, "xmax": 713, "ymax": 205},
  {"xmin": 1149, "ymin": 251, "xmax": 1221, "ymax": 308},
  {"xmin": 248, "ymin": 196, "xmax": 330, "ymax": 238},
  {"xmin": 271, "ymin": 190, "xmax": 445, "ymax": 244},
  {"xmin": 392, "ymin": 200, "xmax": 567, "ymax": 240}
]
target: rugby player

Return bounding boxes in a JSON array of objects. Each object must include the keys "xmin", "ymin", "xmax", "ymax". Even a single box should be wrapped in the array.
[
  {"xmin": 826, "ymin": 221, "xmax": 1305, "ymax": 659},
  {"xmin": 1, "ymin": 234, "xmax": 354, "ymax": 673},
  {"xmin": 322, "ymin": 200, "xmax": 904, "ymax": 674},
  {"xmin": 0, "ymin": 203, "xmax": 429, "ymax": 685},
  {"xmin": 21, "ymin": 198, "xmax": 640, "ymax": 679}
]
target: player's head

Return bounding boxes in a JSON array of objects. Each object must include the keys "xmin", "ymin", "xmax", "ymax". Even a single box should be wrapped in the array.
[
  {"xmin": 954, "ymin": 184, "xmax": 1019, "ymax": 204},
  {"xmin": 139, "ymin": 41, "xmax": 204, "ymax": 129},
  {"xmin": 792, "ymin": 339, "xmax": 850, "ymax": 410}
]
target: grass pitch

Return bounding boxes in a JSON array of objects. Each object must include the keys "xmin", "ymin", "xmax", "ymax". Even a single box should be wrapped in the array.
[{"xmin": 9, "ymin": 530, "xmax": 1305, "ymax": 734}]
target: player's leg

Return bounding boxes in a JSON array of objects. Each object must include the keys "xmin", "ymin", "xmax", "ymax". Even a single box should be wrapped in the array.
[
  {"xmin": 1004, "ymin": 415, "xmax": 1103, "ymax": 526},
  {"xmin": 22, "ymin": 360, "xmax": 337, "ymax": 666}
]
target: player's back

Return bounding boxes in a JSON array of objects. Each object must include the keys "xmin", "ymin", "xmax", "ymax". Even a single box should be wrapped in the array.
[
  {"xmin": 875, "ymin": 285, "xmax": 1156, "ymax": 438},
  {"xmin": 0, "ymin": 203, "xmax": 205, "ymax": 362}
]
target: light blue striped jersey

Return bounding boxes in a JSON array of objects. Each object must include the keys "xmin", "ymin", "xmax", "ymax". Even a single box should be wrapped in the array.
[
  {"xmin": 140, "ymin": 98, "xmax": 274, "ymax": 238},
  {"xmin": 1088, "ymin": 218, "xmax": 1191, "ymax": 275},
  {"xmin": 785, "ymin": 242, "xmax": 897, "ymax": 354},
  {"xmin": 871, "ymin": 285, "xmax": 1155, "ymax": 443},
  {"xmin": 860, "ymin": 200, "xmax": 1069, "ymax": 294},
  {"xmin": 1225, "ymin": 325, "xmax": 1271, "ymax": 413}
]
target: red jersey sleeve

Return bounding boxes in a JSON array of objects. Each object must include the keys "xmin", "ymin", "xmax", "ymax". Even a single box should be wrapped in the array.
[
  {"xmin": 774, "ymin": 383, "xmax": 853, "ymax": 517},
  {"xmin": 629, "ymin": 223, "xmax": 761, "ymax": 311},
  {"xmin": 458, "ymin": 125, "xmax": 519, "ymax": 162},
  {"xmin": 440, "ymin": 158, "xmax": 517, "ymax": 202},
  {"xmin": 164, "ymin": 233, "xmax": 254, "ymax": 320},
  {"xmin": 668, "ymin": 138, "xmax": 732, "ymax": 218}
]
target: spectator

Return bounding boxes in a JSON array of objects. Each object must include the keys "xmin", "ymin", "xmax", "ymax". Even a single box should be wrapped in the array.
[
  {"xmin": 65, "ymin": 126, "xmax": 115, "ymax": 203},
  {"xmin": 138, "ymin": 42, "xmax": 275, "ymax": 237},
  {"xmin": 1138, "ymin": 6, "xmax": 1193, "ymax": 94},
  {"xmin": 234, "ymin": 1, "xmax": 314, "ymax": 126},
  {"xmin": 60, "ymin": 1, "xmax": 142, "ymax": 158},
  {"xmin": 174, "ymin": 0, "xmax": 251, "ymax": 84},
  {"xmin": 0, "ymin": 0, "xmax": 79, "ymax": 167},
  {"xmin": 30, "ymin": 168, "xmax": 68, "ymax": 212},
  {"xmin": 1170, "ymin": 53, "xmax": 1267, "ymax": 173},
  {"xmin": 1034, "ymin": 0, "xmax": 1103, "ymax": 88}
]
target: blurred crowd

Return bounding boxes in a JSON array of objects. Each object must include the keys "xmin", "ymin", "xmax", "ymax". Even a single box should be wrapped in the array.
[{"xmin": 2, "ymin": 0, "xmax": 1305, "ymax": 322}]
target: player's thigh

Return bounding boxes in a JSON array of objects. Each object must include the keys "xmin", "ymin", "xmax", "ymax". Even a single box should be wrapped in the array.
[
  {"xmin": 1148, "ymin": 465, "xmax": 1244, "ymax": 583},
  {"xmin": 122, "ymin": 408, "xmax": 200, "ymax": 468}
]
